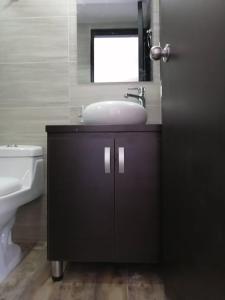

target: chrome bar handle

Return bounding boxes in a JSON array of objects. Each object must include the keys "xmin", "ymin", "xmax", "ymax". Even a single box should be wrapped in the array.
[
  {"xmin": 118, "ymin": 147, "xmax": 125, "ymax": 174},
  {"xmin": 104, "ymin": 147, "xmax": 111, "ymax": 174}
]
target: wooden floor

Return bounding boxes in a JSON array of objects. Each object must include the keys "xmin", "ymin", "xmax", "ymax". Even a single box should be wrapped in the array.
[
  {"xmin": 0, "ymin": 244, "xmax": 166, "ymax": 300},
  {"xmin": 2, "ymin": 244, "xmax": 225, "ymax": 300}
]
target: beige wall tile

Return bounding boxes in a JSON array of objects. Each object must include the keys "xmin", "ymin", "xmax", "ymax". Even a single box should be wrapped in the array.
[
  {"xmin": 0, "ymin": 106, "xmax": 70, "ymax": 134},
  {"xmin": 69, "ymin": 0, "xmax": 77, "ymax": 16},
  {"xmin": 146, "ymin": 105, "xmax": 162, "ymax": 124},
  {"xmin": 0, "ymin": 0, "xmax": 69, "ymax": 18},
  {"xmin": 0, "ymin": 63, "xmax": 69, "ymax": 106},
  {"xmin": 0, "ymin": 18, "xmax": 68, "ymax": 63},
  {"xmin": 69, "ymin": 16, "xmax": 77, "ymax": 62}
]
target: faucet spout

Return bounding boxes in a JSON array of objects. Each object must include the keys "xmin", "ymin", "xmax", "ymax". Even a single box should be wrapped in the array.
[
  {"xmin": 124, "ymin": 86, "xmax": 146, "ymax": 107},
  {"xmin": 124, "ymin": 93, "xmax": 139, "ymax": 99}
]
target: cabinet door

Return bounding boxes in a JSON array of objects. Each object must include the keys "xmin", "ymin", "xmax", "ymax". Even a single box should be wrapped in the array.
[
  {"xmin": 48, "ymin": 133, "xmax": 115, "ymax": 262},
  {"xmin": 115, "ymin": 132, "xmax": 160, "ymax": 262}
]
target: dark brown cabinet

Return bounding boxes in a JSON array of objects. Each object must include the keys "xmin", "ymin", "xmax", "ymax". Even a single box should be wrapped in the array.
[
  {"xmin": 114, "ymin": 133, "xmax": 160, "ymax": 262},
  {"xmin": 46, "ymin": 125, "xmax": 160, "ymax": 279}
]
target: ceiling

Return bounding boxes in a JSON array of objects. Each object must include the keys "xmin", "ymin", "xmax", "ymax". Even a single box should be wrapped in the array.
[{"xmin": 77, "ymin": 0, "xmax": 150, "ymax": 25}]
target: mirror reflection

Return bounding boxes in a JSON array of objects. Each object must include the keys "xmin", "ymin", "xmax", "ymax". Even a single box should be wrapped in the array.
[{"xmin": 77, "ymin": 0, "xmax": 152, "ymax": 84}]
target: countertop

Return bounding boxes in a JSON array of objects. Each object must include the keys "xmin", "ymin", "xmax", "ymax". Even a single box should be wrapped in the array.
[{"xmin": 46, "ymin": 124, "xmax": 161, "ymax": 133}]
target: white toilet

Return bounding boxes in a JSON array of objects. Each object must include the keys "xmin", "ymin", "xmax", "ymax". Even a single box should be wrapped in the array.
[{"xmin": 0, "ymin": 145, "xmax": 44, "ymax": 282}]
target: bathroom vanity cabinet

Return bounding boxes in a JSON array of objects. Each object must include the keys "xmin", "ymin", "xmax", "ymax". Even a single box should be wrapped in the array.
[{"xmin": 46, "ymin": 125, "xmax": 161, "ymax": 279}]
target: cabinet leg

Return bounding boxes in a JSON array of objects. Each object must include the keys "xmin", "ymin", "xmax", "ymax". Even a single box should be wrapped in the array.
[{"xmin": 51, "ymin": 261, "xmax": 64, "ymax": 281}]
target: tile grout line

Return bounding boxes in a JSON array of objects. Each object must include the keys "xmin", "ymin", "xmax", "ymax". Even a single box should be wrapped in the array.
[
  {"xmin": 0, "ymin": 16, "xmax": 70, "ymax": 20},
  {"xmin": 0, "ymin": 61, "xmax": 70, "ymax": 65}
]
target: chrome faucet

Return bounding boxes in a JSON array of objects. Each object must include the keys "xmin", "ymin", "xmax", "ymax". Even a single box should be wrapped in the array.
[{"xmin": 124, "ymin": 86, "xmax": 146, "ymax": 107}]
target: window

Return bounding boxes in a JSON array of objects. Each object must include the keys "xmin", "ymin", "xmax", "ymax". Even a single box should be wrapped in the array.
[{"xmin": 91, "ymin": 29, "xmax": 138, "ymax": 83}]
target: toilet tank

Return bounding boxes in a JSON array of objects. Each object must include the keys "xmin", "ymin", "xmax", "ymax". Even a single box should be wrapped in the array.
[{"xmin": 0, "ymin": 145, "xmax": 43, "ymax": 187}]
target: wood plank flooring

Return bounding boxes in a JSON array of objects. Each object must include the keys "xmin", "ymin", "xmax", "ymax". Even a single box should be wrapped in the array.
[{"xmin": 0, "ymin": 244, "xmax": 166, "ymax": 300}]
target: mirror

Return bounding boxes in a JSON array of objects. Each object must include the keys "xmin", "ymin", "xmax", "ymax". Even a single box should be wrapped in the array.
[{"xmin": 77, "ymin": 0, "xmax": 152, "ymax": 84}]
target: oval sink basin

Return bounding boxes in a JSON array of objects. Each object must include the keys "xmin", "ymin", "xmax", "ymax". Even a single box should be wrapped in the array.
[{"xmin": 82, "ymin": 101, "xmax": 147, "ymax": 125}]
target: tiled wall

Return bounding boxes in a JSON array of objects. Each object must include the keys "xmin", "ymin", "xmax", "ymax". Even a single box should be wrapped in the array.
[{"xmin": 0, "ymin": 0, "xmax": 160, "ymax": 243}]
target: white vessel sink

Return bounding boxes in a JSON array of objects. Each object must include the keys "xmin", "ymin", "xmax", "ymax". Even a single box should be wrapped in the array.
[{"xmin": 82, "ymin": 101, "xmax": 147, "ymax": 125}]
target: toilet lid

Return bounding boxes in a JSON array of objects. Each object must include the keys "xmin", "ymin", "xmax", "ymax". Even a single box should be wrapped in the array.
[{"xmin": 0, "ymin": 177, "xmax": 22, "ymax": 197}]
